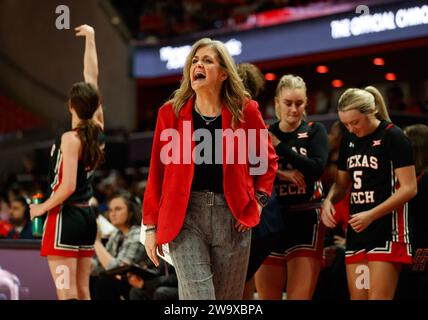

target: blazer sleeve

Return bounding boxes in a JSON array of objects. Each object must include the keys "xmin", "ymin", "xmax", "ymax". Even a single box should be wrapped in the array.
[
  {"xmin": 142, "ymin": 105, "xmax": 170, "ymax": 226},
  {"xmin": 245, "ymin": 100, "xmax": 278, "ymax": 196}
]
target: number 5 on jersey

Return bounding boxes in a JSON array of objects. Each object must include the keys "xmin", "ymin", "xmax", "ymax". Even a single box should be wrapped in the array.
[{"xmin": 353, "ymin": 170, "xmax": 362, "ymax": 189}]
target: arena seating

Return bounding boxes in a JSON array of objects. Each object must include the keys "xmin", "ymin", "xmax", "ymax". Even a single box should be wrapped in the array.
[{"xmin": 0, "ymin": 95, "xmax": 44, "ymax": 134}]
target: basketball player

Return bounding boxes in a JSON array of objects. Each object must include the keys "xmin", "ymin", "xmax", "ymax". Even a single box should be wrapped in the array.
[
  {"xmin": 321, "ymin": 86, "xmax": 417, "ymax": 299},
  {"xmin": 256, "ymin": 75, "xmax": 328, "ymax": 300},
  {"xmin": 30, "ymin": 24, "xmax": 104, "ymax": 300}
]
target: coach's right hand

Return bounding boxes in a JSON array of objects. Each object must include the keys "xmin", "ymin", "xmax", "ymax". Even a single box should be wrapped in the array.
[{"xmin": 144, "ymin": 227, "xmax": 163, "ymax": 267}]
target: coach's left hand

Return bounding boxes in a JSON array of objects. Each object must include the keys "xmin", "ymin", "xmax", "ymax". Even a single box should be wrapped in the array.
[
  {"xmin": 235, "ymin": 220, "xmax": 250, "ymax": 233},
  {"xmin": 234, "ymin": 203, "xmax": 261, "ymax": 233}
]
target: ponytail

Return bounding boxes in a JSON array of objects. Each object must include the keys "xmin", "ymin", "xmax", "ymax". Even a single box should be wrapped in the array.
[
  {"xmin": 69, "ymin": 82, "xmax": 104, "ymax": 171},
  {"xmin": 76, "ymin": 119, "xmax": 104, "ymax": 171},
  {"xmin": 365, "ymin": 86, "xmax": 390, "ymax": 121},
  {"xmin": 338, "ymin": 86, "xmax": 391, "ymax": 121}
]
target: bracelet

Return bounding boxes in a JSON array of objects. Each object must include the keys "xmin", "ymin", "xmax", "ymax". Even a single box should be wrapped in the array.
[{"xmin": 145, "ymin": 227, "xmax": 156, "ymax": 233}]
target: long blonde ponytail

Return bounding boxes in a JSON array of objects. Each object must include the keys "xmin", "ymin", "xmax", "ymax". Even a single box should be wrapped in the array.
[
  {"xmin": 338, "ymin": 85, "xmax": 390, "ymax": 121},
  {"xmin": 364, "ymin": 86, "xmax": 390, "ymax": 121}
]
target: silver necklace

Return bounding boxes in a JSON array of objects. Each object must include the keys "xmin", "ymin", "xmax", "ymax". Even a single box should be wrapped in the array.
[{"xmin": 194, "ymin": 103, "xmax": 220, "ymax": 125}]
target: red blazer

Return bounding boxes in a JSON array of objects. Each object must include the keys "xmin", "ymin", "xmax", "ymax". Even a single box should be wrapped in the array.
[{"xmin": 142, "ymin": 97, "xmax": 278, "ymax": 244}]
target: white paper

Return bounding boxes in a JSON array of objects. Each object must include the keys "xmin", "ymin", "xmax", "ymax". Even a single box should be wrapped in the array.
[
  {"xmin": 139, "ymin": 225, "xmax": 174, "ymax": 266},
  {"xmin": 97, "ymin": 215, "xmax": 117, "ymax": 238}
]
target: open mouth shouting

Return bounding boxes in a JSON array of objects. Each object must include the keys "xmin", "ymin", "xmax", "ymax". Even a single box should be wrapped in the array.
[{"xmin": 193, "ymin": 71, "xmax": 206, "ymax": 82}]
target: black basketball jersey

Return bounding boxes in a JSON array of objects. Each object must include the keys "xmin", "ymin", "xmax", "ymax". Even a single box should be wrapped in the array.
[
  {"xmin": 269, "ymin": 120, "xmax": 328, "ymax": 206},
  {"xmin": 338, "ymin": 120, "xmax": 414, "ymax": 243},
  {"xmin": 47, "ymin": 132, "xmax": 94, "ymax": 203}
]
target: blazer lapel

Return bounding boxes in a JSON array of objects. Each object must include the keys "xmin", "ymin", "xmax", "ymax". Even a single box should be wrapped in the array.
[
  {"xmin": 178, "ymin": 97, "xmax": 195, "ymax": 166},
  {"xmin": 179, "ymin": 96, "xmax": 194, "ymax": 121},
  {"xmin": 221, "ymin": 105, "xmax": 233, "ymax": 177}
]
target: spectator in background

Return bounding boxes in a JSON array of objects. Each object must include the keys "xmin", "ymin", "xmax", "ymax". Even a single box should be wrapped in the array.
[
  {"xmin": 0, "ymin": 210, "xmax": 14, "ymax": 239},
  {"xmin": 95, "ymin": 170, "xmax": 128, "ymax": 213},
  {"xmin": 134, "ymin": 180, "xmax": 147, "ymax": 201},
  {"xmin": 7, "ymin": 184, "xmax": 25, "ymax": 204},
  {"xmin": 7, "ymin": 196, "xmax": 34, "ymax": 239},
  {"xmin": 91, "ymin": 193, "xmax": 156, "ymax": 300},
  {"xmin": 386, "ymin": 84, "xmax": 407, "ymax": 112},
  {"xmin": 396, "ymin": 124, "xmax": 428, "ymax": 299},
  {"xmin": 0, "ymin": 194, "xmax": 10, "ymax": 222},
  {"xmin": 22, "ymin": 155, "xmax": 35, "ymax": 175}
]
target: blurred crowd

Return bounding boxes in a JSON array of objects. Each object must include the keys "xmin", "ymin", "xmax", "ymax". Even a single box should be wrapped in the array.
[
  {"xmin": 0, "ymin": 166, "xmax": 182, "ymax": 300},
  {"xmin": 114, "ymin": 0, "xmax": 323, "ymax": 42}
]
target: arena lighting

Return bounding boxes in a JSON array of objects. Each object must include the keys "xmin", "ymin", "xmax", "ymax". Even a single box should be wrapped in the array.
[
  {"xmin": 385, "ymin": 72, "xmax": 397, "ymax": 81},
  {"xmin": 111, "ymin": 16, "xmax": 120, "ymax": 25},
  {"xmin": 265, "ymin": 73, "xmax": 276, "ymax": 81},
  {"xmin": 332, "ymin": 79, "xmax": 344, "ymax": 88},
  {"xmin": 316, "ymin": 65, "xmax": 329, "ymax": 74},
  {"xmin": 373, "ymin": 58, "xmax": 385, "ymax": 66}
]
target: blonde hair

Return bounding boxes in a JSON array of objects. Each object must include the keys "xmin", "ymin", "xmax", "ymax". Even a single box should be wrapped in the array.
[
  {"xmin": 338, "ymin": 86, "xmax": 390, "ymax": 121},
  {"xmin": 404, "ymin": 124, "xmax": 428, "ymax": 173},
  {"xmin": 274, "ymin": 74, "xmax": 307, "ymax": 120},
  {"xmin": 169, "ymin": 38, "xmax": 250, "ymax": 126}
]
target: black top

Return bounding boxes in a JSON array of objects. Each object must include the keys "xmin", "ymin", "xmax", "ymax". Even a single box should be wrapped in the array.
[
  {"xmin": 269, "ymin": 120, "xmax": 328, "ymax": 206},
  {"xmin": 47, "ymin": 133, "xmax": 94, "ymax": 203},
  {"xmin": 191, "ymin": 107, "xmax": 223, "ymax": 193}
]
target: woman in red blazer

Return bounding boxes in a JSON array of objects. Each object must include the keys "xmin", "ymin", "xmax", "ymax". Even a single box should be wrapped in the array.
[{"xmin": 142, "ymin": 38, "xmax": 278, "ymax": 299}]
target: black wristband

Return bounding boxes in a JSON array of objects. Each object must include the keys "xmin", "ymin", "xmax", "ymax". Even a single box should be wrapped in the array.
[{"xmin": 255, "ymin": 191, "xmax": 269, "ymax": 208}]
